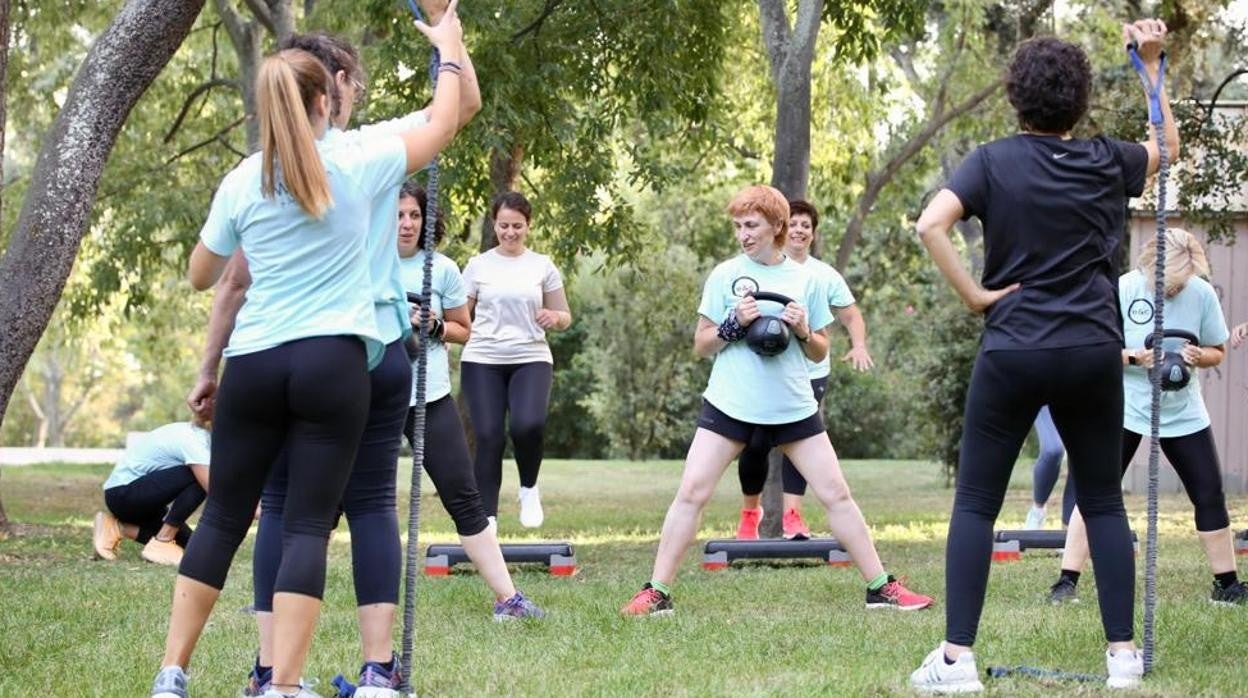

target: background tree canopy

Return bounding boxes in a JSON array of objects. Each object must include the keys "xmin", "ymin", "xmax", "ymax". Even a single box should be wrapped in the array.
[{"xmin": 1, "ymin": 0, "xmax": 1246, "ymax": 476}]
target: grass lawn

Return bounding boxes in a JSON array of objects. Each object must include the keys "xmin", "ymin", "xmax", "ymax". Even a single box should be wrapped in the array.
[{"xmin": 0, "ymin": 458, "xmax": 1244, "ymax": 696}]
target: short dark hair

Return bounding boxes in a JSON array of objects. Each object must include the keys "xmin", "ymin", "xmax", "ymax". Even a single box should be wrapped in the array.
[
  {"xmin": 280, "ymin": 32, "xmax": 364, "ymax": 120},
  {"xmin": 399, "ymin": 181, "xmax": 445, "ymax": 249},
  {"xmin": 491, "ymin": 191, "xmax": 532, "ymax": 223},
  {"xmin": 787, "ymin": 199, "xmax": 819, "ymax": 230},
  {"xmin": 1006, "ymin": 37, "xmax": 1091, "ymax": 134}
]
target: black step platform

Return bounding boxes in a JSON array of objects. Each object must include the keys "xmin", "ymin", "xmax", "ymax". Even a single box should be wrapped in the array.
[
  {"xmin": 992, "ymin": 529, "xmax": 1138, "ymax": 561},
  {"xmin": 424, "ymin": 542, "xmax": 577, "ymax": 576},
  {"xmin": 702, "ymin": 538, "xmax": 849, "ymax": 570},
  {"xmin": 1236, "ymin": 529, "xmax": 1247, "ymax": 556}
]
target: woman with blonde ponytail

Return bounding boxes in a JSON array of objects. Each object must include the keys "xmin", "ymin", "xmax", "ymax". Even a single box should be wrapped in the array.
[
  {"xmin": 1046, "ymin": 228, "xmax": 1245, "ymax": 608},
  {"xmin": 152, "ymin": 4, "xmax": 468, "ymax": 698}
]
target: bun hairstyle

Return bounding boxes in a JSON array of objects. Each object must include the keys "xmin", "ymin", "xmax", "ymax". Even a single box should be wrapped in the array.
[{"xmin": 256, "ymin": 49, "xmax": 333, "ymax": 218}]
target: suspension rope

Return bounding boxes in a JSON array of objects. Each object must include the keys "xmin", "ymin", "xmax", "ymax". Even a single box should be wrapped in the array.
[
  {"xmin": 398, "ymin": 0, "xmax": 443, "ymax": 694},
  {"xmin": 1127, "ymin": 40, "xmax": 1168, "ymax": 676}
]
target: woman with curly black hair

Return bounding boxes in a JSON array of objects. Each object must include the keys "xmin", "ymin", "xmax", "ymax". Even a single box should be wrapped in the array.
[{"xmin": 908, "ymin": 20, "xmax": 1178, "ymax": 693}]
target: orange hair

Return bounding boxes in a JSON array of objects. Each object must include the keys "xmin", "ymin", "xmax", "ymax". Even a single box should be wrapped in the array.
[{"xmin": 726, "ymin": 185, "xmax": 789, "ymax": 247}]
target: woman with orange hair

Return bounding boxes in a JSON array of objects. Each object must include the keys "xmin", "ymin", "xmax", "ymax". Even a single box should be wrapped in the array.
[{"xmin": 620, "ymin": 184, "xmax": 933, "ymax": 617}]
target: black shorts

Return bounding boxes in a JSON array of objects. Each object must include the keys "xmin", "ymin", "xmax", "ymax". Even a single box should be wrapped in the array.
[{"xmin": 696, "ymin": 400, "xmax": 824, "ymax": 447}]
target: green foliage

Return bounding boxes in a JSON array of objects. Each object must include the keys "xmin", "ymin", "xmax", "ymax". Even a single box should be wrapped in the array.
[
  {"xmin": 910, "ymin": 294, "xmax": 983, "ymax": 477},
  {"xmin": 821, "ymin": 356, "xmax": 919, "ymax": 459},
  {"xmin": 543, "ymin": 314, "xmax": 608, "ymax": 460},
  {"xmin": 574, "ymin": 246, "xmax": 711, "ymax": 460}
]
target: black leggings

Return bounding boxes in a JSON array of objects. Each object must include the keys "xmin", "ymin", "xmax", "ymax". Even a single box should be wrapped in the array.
[
  {"xmin": 460, "ymin": 361, "xmax": 553, "ymax": 517},
  {"xmin": 104, "ymin": 467, "xmax": 204, "ymax": 547},
  {"xmin": 179, "ymin": 336, "xmax": 370, "ymax": 599},
  {"xmin": 947, "ymin": 344, "xmax": 1134, "ymax": 646},
  {"xmin": 403, "ymin": 396, "xmax": 490, "ymax": 536},
  {"xmin": 737, "ymin": 377, "xmax": 827, "ymax": 497},
  {"xmin": 1106, "ymin": 428, "xmax": 1228, "ymax": 531},
  {"xmin": 252, "ymin": 340, "xmax": 409, "ymax": 612}
]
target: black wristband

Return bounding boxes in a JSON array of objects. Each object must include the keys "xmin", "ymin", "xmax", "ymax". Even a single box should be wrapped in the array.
[{"xmin": 717, "ymin": 314, "xmax": 747, "ymax": 342}]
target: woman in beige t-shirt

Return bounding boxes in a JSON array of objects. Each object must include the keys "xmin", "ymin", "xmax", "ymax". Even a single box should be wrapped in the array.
[{"xmin": 461, "ymin": 192, "xmax": 572, "ymax": 528}]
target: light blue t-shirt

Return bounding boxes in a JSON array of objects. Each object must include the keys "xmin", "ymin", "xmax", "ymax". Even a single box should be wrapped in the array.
[
  {"xmin": 103, "ymin": 422, "xmax": 211, "ymax": 490},
  {"xmin": 1120, "ymin": 270, "xmax": 1229, "ymax": 438},
  {"xmin": 698, "ymin": 254, "xmax": 833, "ymax": 424},
  {"xmin": 400, "ymin": 250, "xmax": 467, "ymax": 405},
  {"xmin": 799, "ymin": 255, "xmax": 856, "ymax": 379},
  {"xmin": 325, "ymin": 111, "xmax": 429, "ymax": 345},
  {"xmin": 200, "ymin": 134, "xmax": 408, "ymax": 369}
]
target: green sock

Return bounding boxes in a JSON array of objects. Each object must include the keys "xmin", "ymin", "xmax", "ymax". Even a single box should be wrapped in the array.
[
  {"xmin": 648, "ymin": 579, "xmax": 672, "ymax": 596},
  {"xmin": 867, "ymin": 572, "xmax": 891, "ymax": 592}
]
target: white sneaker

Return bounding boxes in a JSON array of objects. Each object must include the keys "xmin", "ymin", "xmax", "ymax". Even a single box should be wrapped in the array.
[
  {"xmin": 1106, "ymin": 648, "xmax": 1143, "ymax": 689},
  {"xmin": 910, "ymin": 644, "xmax": 984, "ymax": 693},
  {"xmin": 518, "ymin": 486, "xmax": 544, "ymax": 528},
  {"xmin": 151, "ymin": 665, "xmax": 189, "ymax": 698},
  {"xmin": 1024, "ymin": 505, "xmax": 1047, "ymax": 530}
]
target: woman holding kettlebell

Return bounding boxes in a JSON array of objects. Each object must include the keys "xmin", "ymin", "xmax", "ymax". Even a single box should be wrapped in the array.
[
  {"xmin": 1046, "ymin": 228, "xmax": 1244, "ymax": 607},
  {"xmin": 620, "ymin": 184, "xmax": 934, "ymax": 617}
]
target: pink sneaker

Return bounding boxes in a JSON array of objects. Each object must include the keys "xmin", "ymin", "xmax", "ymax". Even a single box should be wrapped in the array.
[
  {"xmin": 782, "ymin": 508, "xmax": 811, "ymax": 540},
  {"xmin": 866, "ymin": 576, "xmax": 935, "ymax": 611},
  {"xmin": 736, "ymin": 508, "xmax": 763, "ymax": 540}
]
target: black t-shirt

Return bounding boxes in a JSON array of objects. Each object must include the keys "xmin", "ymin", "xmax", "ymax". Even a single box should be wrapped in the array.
[{"xmin": 947, "ymin": 133, "xmax": 1149, "ymax": 351}]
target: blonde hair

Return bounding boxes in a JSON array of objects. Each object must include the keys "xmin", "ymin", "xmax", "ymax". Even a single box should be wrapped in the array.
[
  {"xmin": 726, "ymin": 185, "xmax": 790, "ymax": 247},
  {"xmin": 256, "ymin": 49, "xmax": 333, "ymax": 218},
  {"xmin": 1135, "ymin": 228, "xmax": 1211, "ymax": 297}
]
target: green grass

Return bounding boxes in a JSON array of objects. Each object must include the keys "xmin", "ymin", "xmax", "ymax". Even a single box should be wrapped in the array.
[{"xmin": 0, "ymin": 459, "xmax": 1244, "ymax": 696}]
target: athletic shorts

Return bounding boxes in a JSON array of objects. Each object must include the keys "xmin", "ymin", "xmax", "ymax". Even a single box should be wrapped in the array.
[{"xmin": 696, "ymin": 400, "xmax": 824, "ymax": 447}]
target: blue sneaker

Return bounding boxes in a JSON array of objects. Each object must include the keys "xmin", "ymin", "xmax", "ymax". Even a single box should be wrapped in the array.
[
  {"xmin": 242, "ymin": 663, "xmax": 272, "ymax": 697},
  {"xmin": 493, "ymin": 591, "xmax": 546, "ymax": 621},
  {"xmin": 353, "ymin": 654, "xmax": 402, "ymax": 697},
  {"xmin": 152, "ymin": 666, "xmax": 189, "ymax": 698}
]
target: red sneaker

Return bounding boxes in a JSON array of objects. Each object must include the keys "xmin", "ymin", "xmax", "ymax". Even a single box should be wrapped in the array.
[
  {"xmin": 736, "ymin": 507, "xmax": 763, "ymax": 540},
  {"xmin": 782, "ymin": 507, "xmax": 811, "ymax": 540},
  {"xmin": 620, "ymin": 584, "xmax": 674, "ymax": 617},
  {"xmin": 866, "ymin": 576, "xmax": 935, "ymax": 611}
]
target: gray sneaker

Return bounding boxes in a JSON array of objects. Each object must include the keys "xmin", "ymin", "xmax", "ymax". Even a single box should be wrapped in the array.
[
  {"xmin": 152, "ymin": 666, "xmax": 189, "ymax": 698},
  {"xmin": 493, "ymin": 591, "xmax": 546, "ymax": 621},
  {"xmin": 1211, "ymin": 580, "xmax": 1248, "ymax": 606},
  {"xmin": 261, "ymin": 684, "xmax": 321, "ymax": 698},
  {"xmin": 1047, "ymin": 577, "xmax": 1079, "ymax": 604}
]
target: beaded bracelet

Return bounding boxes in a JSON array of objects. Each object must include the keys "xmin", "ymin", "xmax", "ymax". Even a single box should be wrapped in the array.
[{"xmin": 717, "ymin": 314, "xmax": 747, "ymax": 342}]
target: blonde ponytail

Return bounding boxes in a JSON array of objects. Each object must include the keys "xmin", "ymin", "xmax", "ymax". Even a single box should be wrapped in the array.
[
  {"xmin": 1135, "ymin": 228, "xmax": 1211, "ymax": 297},
  {"xmin": 256, "ymin": 50, "xmax": 333, "ymax": 218}
]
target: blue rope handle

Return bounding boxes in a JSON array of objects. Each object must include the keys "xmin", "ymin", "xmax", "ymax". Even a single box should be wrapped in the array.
[
  {"xmin": 1126, "ymin": 37, "xmax": 1168, "ymax": 677},
  {"xmin": 399, "ymin": 1, "xmax": 444, "ymax": 694}
]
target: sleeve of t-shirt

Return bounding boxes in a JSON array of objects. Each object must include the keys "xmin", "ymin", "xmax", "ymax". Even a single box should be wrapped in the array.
[
  {"xmin": 806, "ymin": 276, "xmax": 834, "ymax": 333},
  {"xmin": 825, "ymin": 268, "xmax": 856, "ymax": 308},
  {"xmin": 441, "ymin": 258, "xmax": 468, "ymax": 310},
  {"xmin": 1110, "ymin": 138, "xmax": 1149, "ymax": 198},
  {"xmin": 354, "ymin": 111, "xmax": 429, "ymax": 138},
  {"xmin": 1199, "ymin": 283, "xmax": 1230, "ymax": 346},
  {"xmin": 541, "ymin": 257, "xmax": 564, "ymax": 293},
  {"xmin": 350, "ymin": 134, "xmax": 408, "ymax": 200},
  {"xmin": 697, "ymin": 266, "xmax": 726, "ymax": 322},
  {"xmin": 199, "ymin": 182, "xmax": 238, "ymax": 256},
  {"xmin": 462, "ymin": 256, "xmax": 481, "ymax": 299},
  {"xmin": 180, "ymin": 427, "xmax": 211, "ymax": 467},
  {"xmin": 946, "ymin": 147, "xmax": 988, "ymax": 220}
]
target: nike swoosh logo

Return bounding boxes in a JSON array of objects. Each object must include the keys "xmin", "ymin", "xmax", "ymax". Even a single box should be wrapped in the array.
[{"xmin": 1052, "ymin": 152, "xmax": 1068, "ymax": 159}]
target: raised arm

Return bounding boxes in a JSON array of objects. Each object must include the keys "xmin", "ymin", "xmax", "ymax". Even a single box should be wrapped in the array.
[
  {"xmin": 402, "ymin": 0, "xmax": 465, "ymax": 173},
  {"xmin": 419, "ymin": 0, "xmax": 481, "ymax": 127},
  {"xmin": 1124, "ymin": 19, "xmax": 1179, "ymax": 174}
]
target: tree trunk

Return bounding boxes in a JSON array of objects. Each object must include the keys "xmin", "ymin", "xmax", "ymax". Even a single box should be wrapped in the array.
[
  {"xmin": 216, "ymin": 0, "xmax": 264, "ymax": 152},
  {"xmin": 0, "ymin": 0, "xmax": 206, "ymax": 444},
  {"xmin": 756, "ymin": 0, "xmax": 821, "ymax": 537},
  {"xmin": 478, "ymin": 142, "xmax": 524, "ymax": 252},
  {"xmin": 0, "ymin": 0, "xmax": 10, "ymax": 539}
]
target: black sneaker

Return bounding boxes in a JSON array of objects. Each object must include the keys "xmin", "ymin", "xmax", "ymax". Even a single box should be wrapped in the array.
[
  {"xmin": 1211, "ymin": 580, "xmax": 1248, "ymax": 606},
  {"xmin": 1048, "ymin": 577, "xmax": 1079, "ymax": 604}
]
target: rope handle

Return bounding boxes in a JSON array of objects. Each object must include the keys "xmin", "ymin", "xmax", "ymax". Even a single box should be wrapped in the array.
[{"xmin": 1126, "ymin": 42, "xmax": 1168, "ymax": 126}]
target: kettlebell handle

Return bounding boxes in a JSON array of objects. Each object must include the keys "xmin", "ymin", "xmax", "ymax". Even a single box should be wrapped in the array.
[
  {"xmin": 1143, "ymin": 329, "xmax": 1199, "ymax": 350},
  {"xmin": 749, "ymin": 291, "xmax": 795, "ymax": 307}
]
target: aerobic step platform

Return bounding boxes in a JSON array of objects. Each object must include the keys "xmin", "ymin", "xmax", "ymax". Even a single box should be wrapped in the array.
[
  {"xmin": 992, "ymin": 529, "xmax": 1139, "ymax": 562},
  {"xmin": 702, "ymin": 538, "xmax": 850, "ymax": 570},
  {"xmin": 1236, "ymin": 530, "xmax": 1247, "ymax": 556},
  {"xmin": 424, "ymin": 542, "xmax": 577, "ymax": 576}
]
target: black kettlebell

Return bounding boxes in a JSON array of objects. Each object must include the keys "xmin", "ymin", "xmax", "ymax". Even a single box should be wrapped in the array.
[
  {"xmin": 744, "ymin": 291, "xmax": 795, "ymax": 357},
  {"xmin": 1143, "ymin": 329, "xmax": 1199, "ymax": 391}
]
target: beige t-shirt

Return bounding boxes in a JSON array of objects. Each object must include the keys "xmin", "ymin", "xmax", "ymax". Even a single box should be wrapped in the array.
[{"xmin": 461, "ymin": 248, "xmax": 564, "ymax": 365}]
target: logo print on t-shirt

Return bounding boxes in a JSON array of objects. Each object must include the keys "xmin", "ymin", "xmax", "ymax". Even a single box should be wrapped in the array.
[
  {"xmin": 731, "ymin": 276, "xmax": 760, "ymax": 298},
  {"xmin": 1127, "ymin": 298, "xmax": 1154, "ymax": 325},
  {"xmin": 1051, "ymin": 151, "xmax": 1069, "ymax": 160}
]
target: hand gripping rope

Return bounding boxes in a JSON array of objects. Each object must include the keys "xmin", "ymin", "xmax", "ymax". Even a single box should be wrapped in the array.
[
  {"xmin": 1128, "ymin": 39, "xmax": 1168, "ymax": 676},
  {"xmin": 399, "ymin": 1, "xmax": 443, "ymax": 694}
]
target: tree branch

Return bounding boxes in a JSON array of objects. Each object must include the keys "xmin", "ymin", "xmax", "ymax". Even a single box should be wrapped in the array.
[
  {"xmin": 23, "ymin": 380, "xmax": 44, "ymax": 421},
  {"xmin": 213, "ymin": 0, "xmax": 248, "ymax": 49},
  {"xmin": 166, "ymin": 115, "xmax": 246, "ymax": 163},
  {"xmin": 757, "ymin": 0, "xmax": 791, "ymax": 84},
  {"xmin": 513, "ymin": 0, "xmax": 567, "ymax": 40},
  {"xmin": 163, "ymin": 78, "xmax": 238, "ymax": 144},
  {"xmin": 241, "ymin": 0, "xmax": 275, "ymax": 36},
  {"xmin": 790, "ymin": 0, "xmax": 821, "ymax": 65}
]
